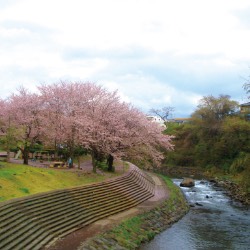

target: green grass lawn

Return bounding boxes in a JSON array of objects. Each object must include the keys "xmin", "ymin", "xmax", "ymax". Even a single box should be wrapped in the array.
[{"xmin": 0, "ymin": 162, "xmax": 120, "ymax": 202}]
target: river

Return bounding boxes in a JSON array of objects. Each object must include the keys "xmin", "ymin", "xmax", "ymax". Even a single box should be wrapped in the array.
[{"xmin": 141, "ymin": 179, "xmax": 250, "ymax": 250}]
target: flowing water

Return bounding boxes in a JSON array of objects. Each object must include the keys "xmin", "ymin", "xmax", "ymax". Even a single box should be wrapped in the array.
[{"xmin": 141, "ymin": 179, "xmax": 250, "ymax": 250}]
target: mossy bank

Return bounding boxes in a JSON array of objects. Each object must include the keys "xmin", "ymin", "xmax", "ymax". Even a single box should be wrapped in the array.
[{"xmin": 78, "ymin": 175, "xmax": 189, "ymax": 250}]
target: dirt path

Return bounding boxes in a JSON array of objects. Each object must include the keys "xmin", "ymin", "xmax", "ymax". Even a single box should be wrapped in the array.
[
  {"xmin": 46, "ymin": 174, "xmax": 169, "ymax": 250},
  {"xmin": 9, "ymin": 158, "xmax": 98, "ymax": 172}
]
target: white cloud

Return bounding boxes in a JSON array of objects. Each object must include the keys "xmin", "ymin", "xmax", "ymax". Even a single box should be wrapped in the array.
[{"xmin": 0, "ymin": 0, "xmax": 250, "ymax": 116}]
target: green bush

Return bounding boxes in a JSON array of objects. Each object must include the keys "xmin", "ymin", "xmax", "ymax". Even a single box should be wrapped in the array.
[
  {"xmin": 230, "ymin": 152, "xmax": 250, "ymax": 174},
  {"xmin": 240, "ymin": 168, "xmax": 250, "ymax": 193},
  {"xmin": 96, "ymin": 160, "xmax": 108, "ymax": 171}
]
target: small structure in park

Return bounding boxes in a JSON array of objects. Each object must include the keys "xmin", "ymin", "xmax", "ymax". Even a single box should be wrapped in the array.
[
  {"xmin": 0, "ymin": 151, "xmax": 7, "ymax": 159},
  {"xmin": 146, "ymin": 116, "xmax": 165, "ymax": 127}
]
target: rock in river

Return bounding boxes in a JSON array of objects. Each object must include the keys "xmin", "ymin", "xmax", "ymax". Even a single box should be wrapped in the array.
[{"xmin": 180, "ymin": 178, "xmax": 195, "ymax": 187}]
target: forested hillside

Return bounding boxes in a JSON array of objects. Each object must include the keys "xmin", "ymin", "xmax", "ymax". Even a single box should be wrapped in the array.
[{"xmin": 163, "ymin": 94, "xmax": 250, "ymax": 192}]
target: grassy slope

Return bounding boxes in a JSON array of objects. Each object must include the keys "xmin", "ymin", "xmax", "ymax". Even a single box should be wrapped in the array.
[{"xmin": 0, "ymin": 162, "xmax": 119, "ymax": 202}]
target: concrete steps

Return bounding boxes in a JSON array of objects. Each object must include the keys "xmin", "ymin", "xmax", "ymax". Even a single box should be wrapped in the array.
[{"xmin": 0, "ymin": 165, "xmax": 155, "ymax": 250}]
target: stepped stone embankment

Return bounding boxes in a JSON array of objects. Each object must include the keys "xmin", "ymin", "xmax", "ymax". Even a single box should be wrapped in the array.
[
  {"xmin": 0, "ymin": 164, "xmax": 155, "ymax": 250},
  {"xmin": 78, "ymin": 175, "xmax": 189, "ymax": 250}
]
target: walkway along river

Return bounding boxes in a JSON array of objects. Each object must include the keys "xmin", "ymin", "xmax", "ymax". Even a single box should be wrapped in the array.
[{"xmin": 141, "ymin": 179, "xmax": 250, "ymax": 250}]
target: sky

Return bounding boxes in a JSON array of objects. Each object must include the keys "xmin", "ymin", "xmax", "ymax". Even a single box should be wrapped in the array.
[{"xmin": 1, "ymin": 0, "xmax": 250, "ymax": 117}]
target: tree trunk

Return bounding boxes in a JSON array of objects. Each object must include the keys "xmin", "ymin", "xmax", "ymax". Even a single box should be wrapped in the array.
[
  {"xmin": 7, "ymin": 150, "xmax": 10, "ymax": 163},
  {"xmin": 77, "ymin": 156, "xmax": 81, "ymax": 169},
  {"xmin": 107, "ymin": 154, "xmax": 114, "ymax": 172},
  {"xmin": 67, "ymin": 141, "xmax": 74, "ymax": 168},
  {"xmin": 54, "ymin": 140, "xmax": 58, "ymax": 160},
  {"xmin": 22, "ymin": 147, "xmax": 29, "ymax": 165},
  {"xmin": 91, "ymin": 151, "xmax": 97, "ymax": 173}
]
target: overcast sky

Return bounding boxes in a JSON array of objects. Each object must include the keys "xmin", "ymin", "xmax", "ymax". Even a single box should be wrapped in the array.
[{"xmin": 1, "ymin": 0, "xmax": 250, "ymax": 117}]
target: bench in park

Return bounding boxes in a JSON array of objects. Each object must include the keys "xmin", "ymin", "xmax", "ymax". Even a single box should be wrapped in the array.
[{"xmin": 49, "ymin": 161, "xmax": 67, "ymax": 168}]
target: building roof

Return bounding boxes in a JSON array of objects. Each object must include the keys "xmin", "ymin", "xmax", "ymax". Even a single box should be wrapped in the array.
[
  {"xmin": 240, "ymin": 102, "xmax": 250, "ymax": 107},
  {"xmin": 174, "ymin": 118, "xmax": 191, "ymax": 121}
]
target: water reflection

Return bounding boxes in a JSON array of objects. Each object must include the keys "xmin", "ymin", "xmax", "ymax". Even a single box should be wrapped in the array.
[{"xmin": 141, "ymin": 179, "xmax": 250, "ymax": 250}]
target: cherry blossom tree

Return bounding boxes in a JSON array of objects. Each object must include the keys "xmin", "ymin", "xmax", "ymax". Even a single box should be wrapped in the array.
[
  {"xmin": 38, "ymin": 81, "xmax": 173, "ymax": 172},
  {"xmin": 38, "ymin": 81, "xmax": 107, "ymax": 169},
  {"xmin": 1, "ymin": 87, "xmax": 43, "ymax": 164},
  {"xmin": 38, "ymin": 81, "xmax": 77, "ymax": 161},
  {"xmin": 0, "ymin": 99, "xmax": 13, "ymax": 162},
  {"xmin": 119, "ymin": 107, "xmax": 174, "ymax": 168},
  {"xmin": 77, "ymin": 87, "xmax": 173, "ymax": 170}
]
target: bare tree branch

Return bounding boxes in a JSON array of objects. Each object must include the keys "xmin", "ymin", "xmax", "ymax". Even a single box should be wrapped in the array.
[{"xmin": 149, "ymin": 107, "xmax": 175, "ymax": 121}]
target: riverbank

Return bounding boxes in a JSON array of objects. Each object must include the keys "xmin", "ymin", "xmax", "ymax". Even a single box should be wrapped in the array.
[
  {"xmin": 142, "ymin": 178, "xmax": 250, "ymax": 250},
  {"xmin": 77, "ymin": 175, "xmax": 189, "ymax": 250},
  {"xmin": 207, "ymin": 178, "xmax": 250, "ymax": 206},
  {"xmin": 203, "ymin": 169, "xmax": 250, "ymax": 206},
  {"xmin": 159, "ymin": 166, "xmax": 250, "ymax": 206}
]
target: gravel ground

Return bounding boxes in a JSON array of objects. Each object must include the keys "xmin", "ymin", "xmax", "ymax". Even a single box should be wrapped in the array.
[{"xmin": 8, "ymin": 157, "xmax": 126, "ymax": 175}]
